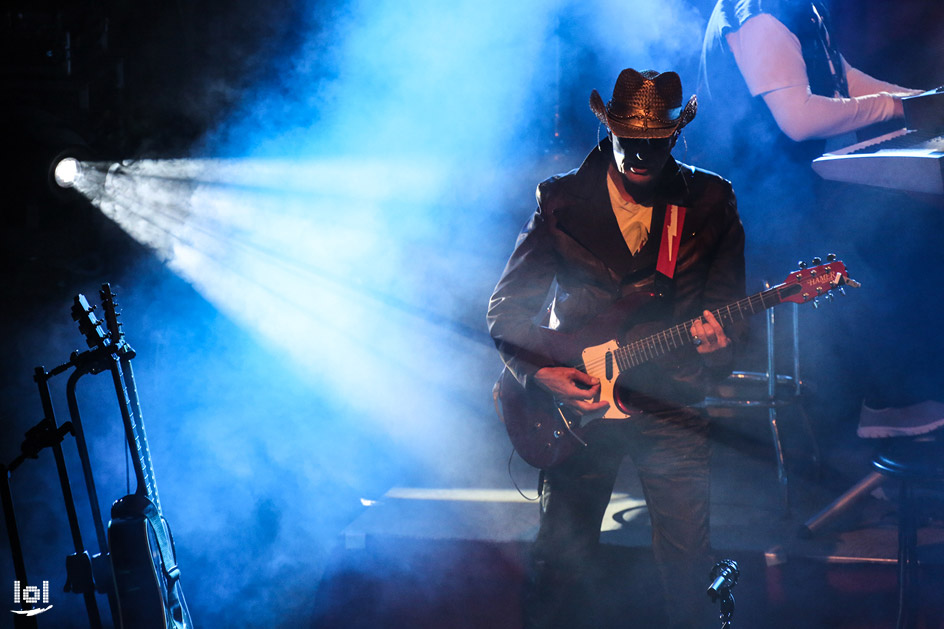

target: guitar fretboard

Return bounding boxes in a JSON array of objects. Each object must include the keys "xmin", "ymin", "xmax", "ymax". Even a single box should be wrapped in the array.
[
  {"xmin": 116, "ymin": 364, "xmax": 162, "ymax": 513},
  {"xmin": 613, "ymin": 283, "xmax": 802, "ymax": 370},
  {"xmin": 102, "ymin": 285, "xmax": 163, "ymax": 516}
]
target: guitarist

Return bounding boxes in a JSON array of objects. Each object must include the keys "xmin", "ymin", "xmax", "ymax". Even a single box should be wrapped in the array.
[{"xmin": 487, "ymin": 68, "xmax": 747, "ymax": 629}]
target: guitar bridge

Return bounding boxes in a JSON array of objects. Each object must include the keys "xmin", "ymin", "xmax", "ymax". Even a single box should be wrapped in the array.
[{"xmin": 555, "ymin": 405, "xmax": 588, "ymax": 447}]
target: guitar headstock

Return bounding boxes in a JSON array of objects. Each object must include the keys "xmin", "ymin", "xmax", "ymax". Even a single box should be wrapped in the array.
[
  {"xmin": 71, "ymin": 293, "xmax": 110, "ymax": 350},
  {"xmin": 779, "ymin": 254, "xmax": 860, "ymax": 306},
  {"xmin": 99, "ymin": 283, "xmax": 123, "ymax": 344}
]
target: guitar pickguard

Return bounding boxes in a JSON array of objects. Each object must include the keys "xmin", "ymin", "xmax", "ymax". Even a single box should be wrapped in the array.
[{"xmin": 580, "ymin": 339, "xmax": 632, "ymax": 421}]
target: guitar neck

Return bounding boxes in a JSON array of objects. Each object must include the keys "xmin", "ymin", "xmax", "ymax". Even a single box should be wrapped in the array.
[
  {"xmin": 614, "ymin": 282, "xmax": 801, "ymax": 370},
  {"xmin": 100, "ymin": 284, "xmax": 163, "ymax": 515},
  {"xmin": 111, "ymin": 356, "xmax": 162, "ymax": 514},
  {"xmin": 125, "ymin": 359, "xmax": 162, "ymax": 514},
  {"xmin": 74, "ymin": 286, "xmax": 167, "ymax": 520}
]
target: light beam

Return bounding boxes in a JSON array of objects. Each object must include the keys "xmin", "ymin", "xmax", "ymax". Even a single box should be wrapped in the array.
[{"xmin": 66, "ymin": 156, "xmax": 497, "ymax": 462}]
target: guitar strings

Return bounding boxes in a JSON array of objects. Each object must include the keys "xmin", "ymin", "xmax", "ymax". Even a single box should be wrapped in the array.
[{"xmin": 577, "ymin": 287, "xmax": 784, "ymax": 373}]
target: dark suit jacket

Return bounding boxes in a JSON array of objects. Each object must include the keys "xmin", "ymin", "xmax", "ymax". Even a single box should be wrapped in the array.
[{"xmin": 487, "ymin": 138, "xmax": 746, "ymax": 405}]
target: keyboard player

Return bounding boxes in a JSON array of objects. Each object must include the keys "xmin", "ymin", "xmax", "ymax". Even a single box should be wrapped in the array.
[
  {"xmin": 701, "ymin": 0, "xmax": 925, "ymax": 161},
  {"xmin": 700, "ymin": 2, "xmax": 944, "ymax": 451}
]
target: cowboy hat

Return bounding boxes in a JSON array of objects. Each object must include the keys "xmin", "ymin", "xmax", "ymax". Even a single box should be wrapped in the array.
[{"xmin": 589, "ymin": 68, "xmax": 697, "ymax": 139}]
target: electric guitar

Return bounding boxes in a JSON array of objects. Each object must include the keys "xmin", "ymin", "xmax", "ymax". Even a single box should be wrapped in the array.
[
  {"xmin": 72, "ymin": 285, "xmax": 192, "ymax": 629},
  {"xmin": 495, "ymin": 258, "xmax": 858, "ymax": 470}
]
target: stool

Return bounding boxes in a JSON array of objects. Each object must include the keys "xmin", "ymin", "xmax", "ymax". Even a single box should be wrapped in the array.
[
  {"xmin": 871, "ymin": 434, "xmax": 944, "ymax": 629},
  {"xmin": 698, "ymin": 299, "xmax": 819, "ymax": 515}
]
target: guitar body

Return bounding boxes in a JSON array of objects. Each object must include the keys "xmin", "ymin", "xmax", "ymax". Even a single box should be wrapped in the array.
[
  {"xmin": 497, "ymin": 325, "xmax": 673, "ymax": 470},
  {"xmin": 109, "ymin": 495, "xmax": 191, "ymax": 629},
  {"xmin": 497, "ymin": 294, "xmax": 672, "ymax": 470},
  {"xmin": 497, "ymin": 367, "xmax": 594, "ymax": 470}
]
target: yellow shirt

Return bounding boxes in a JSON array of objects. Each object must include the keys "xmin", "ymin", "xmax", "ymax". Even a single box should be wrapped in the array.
[{"xmin": 606, "ymin": 164, "xmax": 652, "ymax": 255}]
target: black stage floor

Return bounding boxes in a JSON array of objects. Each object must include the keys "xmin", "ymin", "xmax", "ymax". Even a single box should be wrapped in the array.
[{"xmin": 313, "ymin": 414, "xmax": 944, "ymax": 629}]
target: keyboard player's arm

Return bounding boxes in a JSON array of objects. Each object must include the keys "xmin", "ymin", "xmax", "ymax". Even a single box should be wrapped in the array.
[
  {"xmin": 844, "ymin": 58, "xmax": 923, "ymax": 101},
  {"xmin": 761, "ymin": 86, "xmax": 916, "ymax": 141},
  {"xmin": 728, "ymin": 13, "xmax": 924, "ymax": 142}
]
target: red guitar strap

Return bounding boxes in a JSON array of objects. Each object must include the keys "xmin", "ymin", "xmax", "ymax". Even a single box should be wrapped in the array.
[{"xmin": 656, "ymin": 204, "xmax": 686, "ymax": 278}]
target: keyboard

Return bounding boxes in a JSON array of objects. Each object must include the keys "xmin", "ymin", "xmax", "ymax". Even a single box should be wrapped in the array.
[{"xmin": 811, "ymin": 87, "xmax": 944, "ymax": 195}]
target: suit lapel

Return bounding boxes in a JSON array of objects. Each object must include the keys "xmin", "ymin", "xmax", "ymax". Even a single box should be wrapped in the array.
[
  {"xmin": 554, "ymin": 173, "xmax": 636, "ymax": 275},
  {"xmin": 553, "ymin": 145, "xmax": 677, "ymax": 281}
]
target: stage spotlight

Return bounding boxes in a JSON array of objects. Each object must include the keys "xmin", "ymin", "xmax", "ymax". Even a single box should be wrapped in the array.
[
  {"xmin": 45, "ymin": 146, "xmax": 94, "ymax": 200},
  {"xmin": 53, "ymin": 156, "xmax": 79, "ymax": 189}
]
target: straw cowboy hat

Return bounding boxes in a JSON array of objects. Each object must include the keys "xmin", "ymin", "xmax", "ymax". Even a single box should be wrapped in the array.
[{"xmin": 589, "ymin": 68, "xmax": 697, "ymax": 139}]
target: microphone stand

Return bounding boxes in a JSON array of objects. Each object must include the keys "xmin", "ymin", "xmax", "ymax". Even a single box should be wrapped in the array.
[
  {"xmin": 707, "ymin": 558, "xmax": 739, "ymax": 628},
  {"xmin": 715, "ymin": 587, "xmax": 735, "ymax": 629}
]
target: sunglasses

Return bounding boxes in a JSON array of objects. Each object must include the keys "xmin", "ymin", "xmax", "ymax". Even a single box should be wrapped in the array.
[{"xmin": 612, "ymin": 134, "xmax": 676, "ymax": 149}]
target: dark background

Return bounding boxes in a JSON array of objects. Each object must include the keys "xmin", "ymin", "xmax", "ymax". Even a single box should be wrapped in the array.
[{"xmin": 1, "ymin": 1, "xmax": 942, "ymax": 627}]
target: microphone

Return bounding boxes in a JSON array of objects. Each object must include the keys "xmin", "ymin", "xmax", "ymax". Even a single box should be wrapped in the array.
[{"xmin": 707, "ymin": 558, "xmax": 739, "ymax": 601}]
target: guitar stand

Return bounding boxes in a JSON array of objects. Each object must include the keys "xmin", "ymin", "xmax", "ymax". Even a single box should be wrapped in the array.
[
  {"xmin": 2, "ymin": 458, "xmax": 40, "ymax": 629},
  {"xmin": 2, "ymin": 285, "xmax": 192, "ymax": 628},
  {"xmin": 0, "ymin": 343, "xmax": 122, "ymax": 627}
]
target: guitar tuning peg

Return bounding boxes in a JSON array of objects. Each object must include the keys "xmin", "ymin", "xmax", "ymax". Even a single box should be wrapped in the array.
[
  {"xmin": 826, "ymin": 253, "xmax": 837, "ymax": 262},
  {"xmin": 797, "ymin": 261, "xmax": 808, "ymax": 269},
  {"xmin": 838, "ymin": 286, "xmax": 846, "ymax": 296},
  {"xmin": 812, "ymin": 256, "xmax": 822, "ymax": 265},
  {"xmin": 825, "ymin": 293, "xmax": 835, "ymax": 302},
  {"xmin": 812, "ymin": 298, "xmax": 820, "ymax": 309}
]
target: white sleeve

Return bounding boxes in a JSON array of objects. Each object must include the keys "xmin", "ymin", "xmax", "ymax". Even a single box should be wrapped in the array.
[
  {"xmin": 761, "ymin": 86, "xmax": 899, "ymax": 141},
  {"xmin": 725, "ymin": 13, "xmax": 809, "ymax": 96},
  {"xmin": 726, "ymin": 14, "xmax": 908, "ymax": 141}
]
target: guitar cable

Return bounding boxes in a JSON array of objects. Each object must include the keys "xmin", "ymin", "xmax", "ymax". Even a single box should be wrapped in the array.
[
  {"xmin": 508, "ymin": 448, "xmax": 540, "ymax": 502},
  {"xmin": 495, "ymin": 375, "xmax": 541, "ymax": 502}
]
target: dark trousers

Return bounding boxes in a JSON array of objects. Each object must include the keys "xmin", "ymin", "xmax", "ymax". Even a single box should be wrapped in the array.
[{"xmin": 524, "ymin": 406, "xmax": 713, "ymax": 629}]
